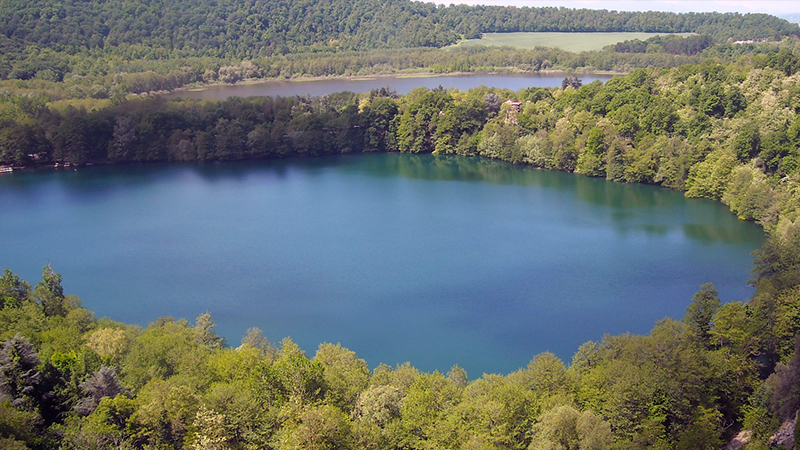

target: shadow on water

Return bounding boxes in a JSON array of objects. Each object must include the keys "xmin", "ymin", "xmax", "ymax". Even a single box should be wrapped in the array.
[
  {"xmin": 3, "ymin": 160, "xmax": 297, "ymax": 197},
  {"xmin": 683, "ymin": 222, "xmax": 765, "ymax": 245},
  {"xmin": 1, "ymin": 154, "xmax": 765, "ymax": 249},
  {"xmin": 346, "ymin": 153, "xmax": 575, "ymax": 187},
  {"xmin": 324, "ymin": 153, "xmax": 765, "ymax": 245}
]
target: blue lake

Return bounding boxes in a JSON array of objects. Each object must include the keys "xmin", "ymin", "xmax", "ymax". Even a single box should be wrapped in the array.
[{"xmin": 0, "ymin": 154, "xmax": 764, "ymax": 376}]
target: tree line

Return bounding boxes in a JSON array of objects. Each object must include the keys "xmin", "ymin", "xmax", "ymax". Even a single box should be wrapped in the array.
[
  {"xmin": 2, "ymin": 52, "xmax": 800, "ymax": 231},
  {"xmin": 2, "ymin": 37, "xmax": 797, "ymax": 104},
  {"xmin": 1, "ymin": 0, "xmax": 798, "ymax": 84}
]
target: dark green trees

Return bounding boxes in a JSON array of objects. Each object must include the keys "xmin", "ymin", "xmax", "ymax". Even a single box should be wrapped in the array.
[
  {"xmin": 685, "ymin": 283, "xmax": 721, "ymax": 348},
  {"xmin": 0, "ymin": 335, "xmax": 42, "ymax": 410},
  {"xmin": 397, "ymin": 87, "xmax": 454, "ymax": 154}
]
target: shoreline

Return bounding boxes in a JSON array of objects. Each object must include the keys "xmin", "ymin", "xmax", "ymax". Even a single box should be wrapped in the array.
[
  {"xmin": 0, "ymin": 151, "xmax": 760, "ymax": 232},
  {"xmin": 156, "ymin": 68, "xmax": 625, "ymax": 96}
]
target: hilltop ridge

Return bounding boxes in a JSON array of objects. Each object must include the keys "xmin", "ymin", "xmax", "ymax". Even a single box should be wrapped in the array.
[{"xmin": 1, "ymin": 0, "xmax": 798, "ymax": 80}]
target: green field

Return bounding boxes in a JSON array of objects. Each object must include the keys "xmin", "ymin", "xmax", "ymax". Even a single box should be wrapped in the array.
[{"xmin": 450, "ymin": 32, "xmax": 695, "ymax": 52}]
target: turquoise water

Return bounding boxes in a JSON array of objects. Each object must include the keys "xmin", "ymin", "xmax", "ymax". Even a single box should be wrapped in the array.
[{"xmin": 0, "ymin": 154, "xmax": 764, "ymax": 375}]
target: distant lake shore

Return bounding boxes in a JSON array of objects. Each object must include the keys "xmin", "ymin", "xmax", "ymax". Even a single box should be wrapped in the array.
[{"xmin": 161, "ymin": 71, "xmax": 617, "ymax": 100}]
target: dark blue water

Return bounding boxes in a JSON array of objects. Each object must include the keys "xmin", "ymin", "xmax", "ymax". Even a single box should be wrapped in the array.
[
  {"xmin": 0, "ymin": 154, "xmax": 764, "ymax": 376},
  {"xmin": 164, "ymin": 73, "xmax": 614, "ymax": 100}
]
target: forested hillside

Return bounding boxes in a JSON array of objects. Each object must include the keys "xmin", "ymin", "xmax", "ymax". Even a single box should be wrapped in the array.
[
  {"xmin": 3, "ymin": 1, "xmax": 800, "ymax": 448},
  {"xmin": 0, "ymin": 0, "xmax": 798, "ymax": 82}
]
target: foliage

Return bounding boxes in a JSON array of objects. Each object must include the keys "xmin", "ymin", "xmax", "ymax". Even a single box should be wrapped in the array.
[
  {"xmin": 1, "ymin": 0, "xmax": 795, "ymax": 70},
  {"xmin": 0, "ymin": 335, "xmax": 42, "ymax": 411},
  {"xmin": 0, "ymin": 0, "xmax": 796, "ymax": 99},
  {"xmin": 2, "ymin": 36, "xmax": 800, "ymax": 449},
  {"xmin": 74, "ymin": 366, "xmax": 127, "ymax": 416}
]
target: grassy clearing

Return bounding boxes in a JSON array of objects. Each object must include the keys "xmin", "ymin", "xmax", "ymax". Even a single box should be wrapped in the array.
[
  {"xmin": 48, "ymin": 98, "xmax": 112, "ymax": 113},
  {"xmin": 450, "ymin": 32, "xmax": 695, "ymax": 52}
]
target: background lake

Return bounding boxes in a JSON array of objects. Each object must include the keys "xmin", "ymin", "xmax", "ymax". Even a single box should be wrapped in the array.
[
  {"xmin": 0, "ymin": 154, "xmax": 764, "ymax": 376},
  {"xmin": 163, "ymin": 73, "xmax": 615, "ymax": 100}
]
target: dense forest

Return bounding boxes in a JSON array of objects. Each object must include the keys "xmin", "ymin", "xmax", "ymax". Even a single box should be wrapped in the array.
[
  {"xmin": 0, "ymin": 0, "xmax": 798, "ymax": 91},
  {"xmin": 2, "ymin": 46, "xmax": 800, "ymax": 449},
  {"xmin": 2, "ymin": 0, "xmax": 797, "ymax": 58},
  {"xmin": 3, "ymin": 0, "xmax": 800, "ymax": 448}
]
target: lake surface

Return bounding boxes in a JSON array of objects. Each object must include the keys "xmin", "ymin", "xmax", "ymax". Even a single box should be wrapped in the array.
[
  {"xmin": 164, "ymin": 73, "xmax": 614, "ymax": 100},
  {"xmin": 0, "ymin": 154, "xmax": 764, "ymax": 376}
]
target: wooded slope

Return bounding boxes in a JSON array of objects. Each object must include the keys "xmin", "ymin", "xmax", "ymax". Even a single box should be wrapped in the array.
[{"xmin": 1, "ymin": 0, "xmax": 797, "ymax": 66}]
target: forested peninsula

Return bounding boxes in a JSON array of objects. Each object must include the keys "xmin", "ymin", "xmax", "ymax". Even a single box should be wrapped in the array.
[{"xmin": 3, "ymin": 0, "xmax": 800, "ymax": 448}]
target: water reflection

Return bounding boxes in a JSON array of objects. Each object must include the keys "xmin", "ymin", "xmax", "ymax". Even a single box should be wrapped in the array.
[
  {"xmin": 326, "ymin": 153, "xmax": 764, "ymax": 245},
  {"xmin": 683, "ymin": 223, "xmax": 762, "ymax": 245},
  {"xmin": 2, "ymin": 154, "xmax": 765, "ymax": 249}
]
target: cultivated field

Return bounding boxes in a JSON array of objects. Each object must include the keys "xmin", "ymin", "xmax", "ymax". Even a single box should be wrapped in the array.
[{"xmin": 450, "ymin": 32, "xmax": 695, "ymax": 52}]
